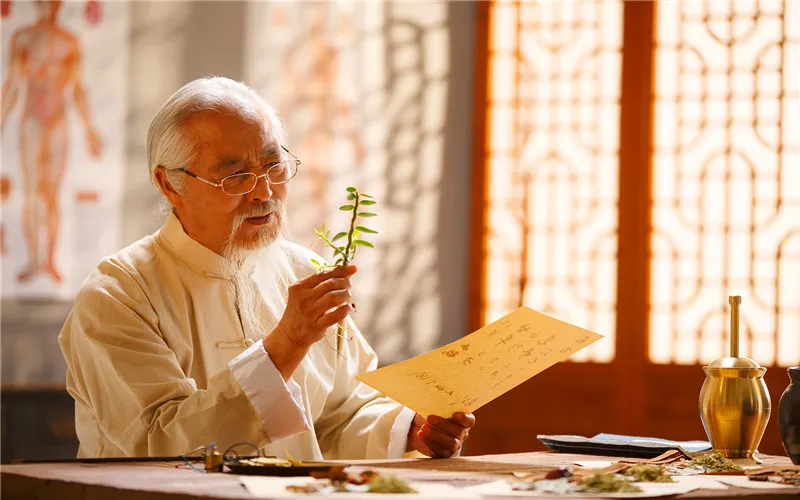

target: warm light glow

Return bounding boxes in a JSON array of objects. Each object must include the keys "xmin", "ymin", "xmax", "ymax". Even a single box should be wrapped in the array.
[
  {"xmin": 650, "ymin": 0, "xmax": 800, "ymax": 366},
  {"xmin": 485, "ymin": 1, "xmax": 623, "ymax": 362},
  {"xmin": 243, "ymin": 2, "xmax": 451, "ymax": 363}
]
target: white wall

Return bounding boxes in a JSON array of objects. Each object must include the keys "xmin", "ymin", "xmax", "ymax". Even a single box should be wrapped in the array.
[{"xmin": 0, "ymin": 0, "xmax": 475, "ymax": 384}]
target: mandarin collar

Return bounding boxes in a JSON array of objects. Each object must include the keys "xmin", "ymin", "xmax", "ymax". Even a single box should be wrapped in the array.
[{"xmin": 155, "ymin": 211, "xmax": 231, "ymax": 278}]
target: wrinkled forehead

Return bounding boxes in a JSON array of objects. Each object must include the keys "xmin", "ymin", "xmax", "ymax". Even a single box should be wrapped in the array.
[{"xmin": 181, "ymin": 107, "xmax": 280, "ymax": 174}]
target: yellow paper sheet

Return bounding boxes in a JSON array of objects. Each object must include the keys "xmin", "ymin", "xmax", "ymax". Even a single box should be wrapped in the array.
[{"xmin": 356, "ymin": 307, "xmax": 604, "ymax": 418}]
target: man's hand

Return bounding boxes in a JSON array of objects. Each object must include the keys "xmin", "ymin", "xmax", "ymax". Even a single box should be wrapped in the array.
[
  {"xmin": 277, "ymin": 264, "xmax": 356, "ymax": 346},
  {"xmin": 264, "ymin": 265, "xmax": 356, "ymax": 380},
  {"xmin": 407, "ymin": 412, "xmax": 476, "ymax": 458}
]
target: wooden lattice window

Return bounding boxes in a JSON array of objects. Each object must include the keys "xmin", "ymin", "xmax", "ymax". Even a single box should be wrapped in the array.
[
  {"xmin": 481, "ymin": 0, "xmax": 623, "ymax": 362},
  {"xmin": 650, "ymin": 0, "xmax": 800, "ymax": 366},
  {"xmin": 474, "ymin": 0, "xmax": 799, "ymax": 367}
]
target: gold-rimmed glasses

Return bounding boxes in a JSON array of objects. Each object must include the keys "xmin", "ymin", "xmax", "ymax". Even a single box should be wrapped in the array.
[{"xmin": 179, "ymin": 146, "xmax": 301, "ymax": 195}]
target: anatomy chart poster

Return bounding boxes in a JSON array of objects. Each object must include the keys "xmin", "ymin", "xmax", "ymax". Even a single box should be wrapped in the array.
[{"xmin": 1, "ymin": 0, "xmax": 128, "ymax": 299}]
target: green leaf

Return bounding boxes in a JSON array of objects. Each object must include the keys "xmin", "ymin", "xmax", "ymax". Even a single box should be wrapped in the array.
[
  {"xmin": 356, "ymin": 226, "xmax": 378, "ymax": 234},
  {"xmin": 333, "ymin": 232, "xmax": 348, "ymax": 241},
  {"xmin": 339, "ymin": 205, "xmax": 355, "ymax": 211},
  {"xmin": 360, "ymin": 200, "xmax": 377, "ymax": 206},
  {"xmin": 346, "ymin": 187, "xmax": 357, "ymax": 193},
  {"xmin": 310, "ymin": 258, "xmax": 321, "ymax": 266},
  {"xmin": 347, "ymin": 193, "xmax": 356, "ymax": 200},
  {"xmin": 335, "ymin": 257, "xmax": 343, "ymax": 265},
  {"xmin": 337, "ymin": 246, "xmax": 346, "ymax": 254},
  {"xmin": 358, "ymin": 212, "xmax": 378, "ymax": 217},
  {"xmin": 353, "ymin": 240, "xmax": 374, "ymax": 248},
  {"xmin": 361, "ymin": 194, "xmax": 374, "ymax": 199}
]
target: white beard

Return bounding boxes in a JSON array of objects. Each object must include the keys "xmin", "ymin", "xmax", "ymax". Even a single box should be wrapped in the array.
[
  {"xmin": 221, "ymin": 206, "xmax": 296, "ymax": 338},
  {"xmin": 221, "ymin": 242, "xmax": 296, "ymax": 338}
]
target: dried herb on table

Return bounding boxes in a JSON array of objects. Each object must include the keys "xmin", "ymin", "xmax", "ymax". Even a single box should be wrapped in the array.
[
  {"xmin": 291, "ymin": 468, "xmax": 416, "ymax": 495},
  {"xmin": 366, "ymin": 475, "xmax": 418, "ymax": 493},
  {"xmin": 310, "ymin": 467, "xmax": 379, "ymax": 485},
  {"xmin": 747, "ymin": 467, "xmax": 800, "ymax": 486},
  {"xmin": 687, "ymin": 452, "xmax": 743, "ymax": 472},
  {"xmin": 623, "ymin": 464, "xmax": 674, "ymax": 483},
  {"xmin": 580, "ymin": 473, "xmax": 643, "ymax": 493},
  {"xmin": 545, "ymin": 466, "xmax": 573, "ymax": 480}
]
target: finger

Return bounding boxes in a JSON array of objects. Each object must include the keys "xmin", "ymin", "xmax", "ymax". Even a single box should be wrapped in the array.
[
  {"xmin": 309, "ymin": 277, "xmax": 352, "ymax": 296},
  {"xmin": 419, "ymin": 429, "xmax": 456, "ymax": 458},
  {"xmin": 451, "ymin": 412, "xmax": 476, "ymax": 428},
  {"xmin": 312, "ymin": 290, "xmax": 352, "ymax": 318},
  {"xmin": 311, "ymin": 276, "xmax": 351, "ymax": 294},
  {"xmin": 421, "ymin": 423, "xmax": 461, "ymax": 455},
  {"xmin": 412, "ymin": 430, "xmax": 436, "ymax": 458},
  {"xmin": 426, "ymin": 415, "xmax": 470, "ymax": 440},
  {"xmin": 316, "ymin": 303, "xmax": 352, "ymax": 329},
  {"xmin": 299, "ymin": 265, "xmax": 357, "ymax": 289}
]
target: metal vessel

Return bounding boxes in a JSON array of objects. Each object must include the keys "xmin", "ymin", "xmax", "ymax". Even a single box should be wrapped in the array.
[{"xmin": 698, "ymin": 296, "xmax": 771, "ymax": 461}]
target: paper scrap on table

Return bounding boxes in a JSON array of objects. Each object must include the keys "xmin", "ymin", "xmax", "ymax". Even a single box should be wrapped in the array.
[
  {"xmin": 240, "ymin": 476, "xmax": 476, "ymax": 498},
  {"xmin": 467, "ymin": 475, "xmax": 724, "ymax": 498},
  {"xmin": 357, "ymin": 307, "xmax": 603, "ymax": 418},
  {"xmin": 707, "ymin": 475, "xmax": 800, "ymax": 490}
]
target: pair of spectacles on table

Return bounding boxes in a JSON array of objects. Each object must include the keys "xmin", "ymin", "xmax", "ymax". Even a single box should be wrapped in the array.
[{"xmin": 178, "ymin": 145, "xmax": 301, "ymax": 196}]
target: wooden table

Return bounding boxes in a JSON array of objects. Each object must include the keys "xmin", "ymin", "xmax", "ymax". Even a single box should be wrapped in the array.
[{"xmin": 1, "ymin": 452, "xmax": 797, "ymax": 499}]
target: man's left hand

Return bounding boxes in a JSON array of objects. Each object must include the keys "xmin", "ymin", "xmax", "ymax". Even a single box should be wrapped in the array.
[{"xmin": 407, "ymin": 412, "xmax": 475, "ymax": 458}]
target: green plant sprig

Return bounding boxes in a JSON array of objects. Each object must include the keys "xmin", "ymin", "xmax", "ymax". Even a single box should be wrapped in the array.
[{"xmin": 311, "ymin": 187, "xmax": 378, "ymax": 356}]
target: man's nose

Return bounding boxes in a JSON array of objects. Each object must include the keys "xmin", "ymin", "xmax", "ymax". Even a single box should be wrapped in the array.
[{"xmin": 250, "ymin": 174, "xmax": 273, "ymax": 201}]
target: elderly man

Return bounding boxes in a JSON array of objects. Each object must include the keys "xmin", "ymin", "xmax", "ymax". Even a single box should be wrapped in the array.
[{"xmin": 58, "ymin": 77, "xmax": 475, "ymax": 460}]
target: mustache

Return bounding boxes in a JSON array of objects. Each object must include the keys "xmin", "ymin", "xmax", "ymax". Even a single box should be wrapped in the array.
[
  {"xmin": 239, "ymin": 200, "xmax": 284, "ymax": 219},
  {"xmin": 223, "ymin": 200, "xmax": 286, "ymax": 259}
]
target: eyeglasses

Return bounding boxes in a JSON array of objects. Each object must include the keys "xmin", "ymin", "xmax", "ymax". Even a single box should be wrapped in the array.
[{"xmin": 179, "ymin": 146, "xmax": 301, "ymax": 196}]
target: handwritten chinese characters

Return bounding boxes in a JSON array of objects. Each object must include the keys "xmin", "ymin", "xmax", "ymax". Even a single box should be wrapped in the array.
[{"xmin": 356, "ymin": 307, "xmax": 604, "ymax": 419}]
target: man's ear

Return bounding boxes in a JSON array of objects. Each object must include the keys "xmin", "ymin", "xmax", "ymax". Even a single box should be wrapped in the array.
[{"xmin": 154, "ymin": 166, "xmax": 184, "ymax": 209}]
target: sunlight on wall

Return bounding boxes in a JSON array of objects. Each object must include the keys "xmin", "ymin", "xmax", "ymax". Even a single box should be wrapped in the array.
[{"xmin": 244, "ymin": 1, "xmax": 450, "ymax": 362}]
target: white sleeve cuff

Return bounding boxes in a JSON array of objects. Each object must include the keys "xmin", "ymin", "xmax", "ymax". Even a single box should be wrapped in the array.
[
  {"xmin": 228, "ymin": 341, "xmax": 311, "ymax": 441},
  {"xmin": 386, "ymin": 406, "xmax": 417, "ymax": 459}
]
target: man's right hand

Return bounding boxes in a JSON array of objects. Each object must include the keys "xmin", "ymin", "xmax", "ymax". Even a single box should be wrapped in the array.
[{"xmin": 264, "ymin": 265, "xmax": 356, "ymax": 379}]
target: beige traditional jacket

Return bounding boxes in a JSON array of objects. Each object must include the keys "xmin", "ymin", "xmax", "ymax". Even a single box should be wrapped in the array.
[{"xmin": 59, "ymin": 212, "xmax": 414, "ymax": 459}]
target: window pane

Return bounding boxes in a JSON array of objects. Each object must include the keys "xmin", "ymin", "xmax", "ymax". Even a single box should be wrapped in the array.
[
  {"xmin": 651, "ymin": 0, "xmax": 800, "ymax": 366},
  {"xmin": 484, "ymin": 1, "xmax": 623, "ymax": 362}
]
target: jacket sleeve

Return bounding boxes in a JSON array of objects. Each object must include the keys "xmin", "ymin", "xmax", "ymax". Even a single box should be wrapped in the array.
[
  {"xmin": 59, "ymin": 266, "xmax": 309, "ymax": 457},
  {"xmin": 313, "ymin": 317, "xmax": 416, "ymax": 460}
]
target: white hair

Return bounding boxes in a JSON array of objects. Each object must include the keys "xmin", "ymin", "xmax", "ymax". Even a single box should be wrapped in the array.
[{"xmin": 146, "ymin": 76, "xmax": 286, "ymax": 195}]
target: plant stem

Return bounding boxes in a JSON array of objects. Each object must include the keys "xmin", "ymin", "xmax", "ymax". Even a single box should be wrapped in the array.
[
  {"xmin": 337, "ymin": 192, "xmax": 360, "ymax": 355},
  {"xmin": 343, "ymin": 192, "xmax": 359, "ymax": 266}
]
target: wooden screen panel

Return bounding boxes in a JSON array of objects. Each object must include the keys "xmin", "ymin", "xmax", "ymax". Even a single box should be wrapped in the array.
[
  {"xmin": 650, "ymin": 0, "xmax": 800, "ymax": 366},
  {"xmin": 483, "ymin": 0, "xmax": 623, "ymax": 362}
]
